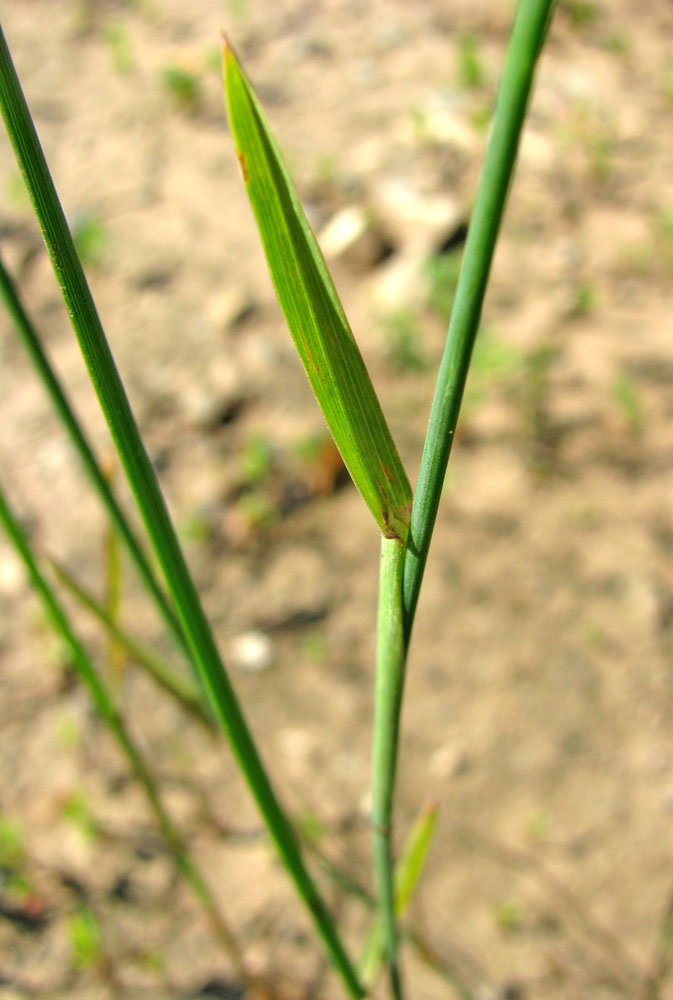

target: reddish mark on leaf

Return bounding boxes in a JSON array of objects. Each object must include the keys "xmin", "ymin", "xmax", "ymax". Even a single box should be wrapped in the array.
[
  {"xmin": 237, "ymin": 152, "xmax": 249, "ymax": 183},
  {"xmin": 381, "ymin": 462, "xmax": 394, "ymax": 485}
]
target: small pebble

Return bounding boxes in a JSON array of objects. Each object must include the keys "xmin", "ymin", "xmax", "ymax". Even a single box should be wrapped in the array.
[{"xmin": 228, "ymin": 630, "xmax": 275, "ymax": 673}]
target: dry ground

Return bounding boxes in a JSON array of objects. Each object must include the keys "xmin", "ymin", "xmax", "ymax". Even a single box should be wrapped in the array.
[{"xmin": 1, "ymin": 1, "xmax": 673, "ymax": 998}]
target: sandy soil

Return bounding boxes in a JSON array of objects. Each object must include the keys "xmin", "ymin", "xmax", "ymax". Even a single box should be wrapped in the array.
[{"xmin": 1, "ymin": 1, "xmax": 673, "ymax": 998}]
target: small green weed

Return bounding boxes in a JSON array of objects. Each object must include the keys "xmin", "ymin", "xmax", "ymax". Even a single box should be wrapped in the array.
[
  {"xmin": 61, "ymin": 788, "xmax": 98, "ymax": 841},
  {"xmin": 559, "ymin": 0, "xmax": 600, "ymax": 29},
  {"xmin": 664, "ymin": 62, "xmax": 673, "ymax": 104},
  {"xmin": 161, "ymin": 65, "xmax": 202, "ymax": 112},
  {"xmin": 382, "ymin": 311, "xmax": 428, "ymax": 373},
  {"xmin": 494, "ymin": 900, "xmax": 525, "ymax": 933},
  {"xmin": 72, "ymin": 211, "xmax": 107, "ymax": 268},
  {"xmin": 424, "ymin": 250, "xmax": 462, "ymax": 324},
  {"xmin": 0, "ymin": 816, "xmax": 25, "ymax": 871},
  {"xmin": 242, "ymin": 432, "xmax": 274, "ymax": 486},
  {"xmin": 464, "ymin": 328, "xmax": 522, "ymax": 414},
  {"xmin": 6, "ymin": 170, "xmax": 30, "ymax": 210},
  {"xmin": 456, "ymin": 33, "xmax": 485, "ymax": 90},
  {"xmin": 568, "ymin": 279, "xmax": 597, "ymax": 317},
  {"xmin": 69, "ymin": 907, "xmax": 103, "ymax": 969},
  {"xmin": 519, "ymin": 343, "xmax": 561, "ymax": 476},
  {"xmin": 56, "ymin": 716, "xmax": 81, "ymax": 750},
  {"xmin": 611, "ymin": 373, "xmax": 644, "ymax": 438},
  {"xmin": 103, "ymin": 20, "xmax": 134, "ymax": 75}
]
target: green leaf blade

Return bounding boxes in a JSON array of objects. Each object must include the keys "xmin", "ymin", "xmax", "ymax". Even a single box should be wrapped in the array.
[{"xmin": 224, "ymin": 40, "xmax": 411, "ymax": 542}]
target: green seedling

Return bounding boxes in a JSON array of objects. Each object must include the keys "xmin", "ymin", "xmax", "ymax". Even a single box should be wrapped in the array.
[
  {"xmin": 464, "ymin": 328, "xmax": 522, "ymax": 415},
  {"xmin": 382, "ymin": 310, "xmax": 429, "ymax": 374},
  {"xmin": 611, "ymin": 373, "xmax": 644, "ymax": 439},
  {"xmin": 225, "ymin": 0, "xmax": 250, "ymax": 18},
  {"xmin": 470, "ymin": 104, "xmax": 492, "ymax": 133},
  {"xmin": 234, "ymin": 490, "xmax": 279, "ymax": 535},
  {"xmin": 424, "ymin": 250, "xmax": 462, "ymax": 324},
  {"xmin": 103, "ymin": 20, "xmax": 134, "ymax": 75},
  {"xmin": 558, "ymin": 99, "xmax": 616, "ymax": 185},
  {"xmin": 242, "ymin": 431, "xmax": 274, "ymax": 486},
  {"xmin": 665, "ymin": 63, "xmax": 673, "ymax": 104},
  {"xmin": 61, "ymin": 788, "xmax": 98, "ymax": 842},
  {"xmin": 494, "ymin": 900, "xmax": 525, "ymax": 933},
  {"xmin": 301, "ymin": 628, "xmax": 329, "ymax": 662},
  {"xmin": 658, "ymin": 208, "xmax": 673, "ymax": 245},
  {"xmin": 56, "ymin": 715, "xmax": 81, "ymax": 750},
  {"xmin": 161, "ymin": 64, "xmax": 202, "ymax": 112},
  {"xmin": 6, "ymin": 168, "xmax": 29, "ymax": 210},
  {"xmin": 457, "ymin": 33, "xmax": 485, "ymax": 90},
  {"xmin": 603, "ymin": 32, "xmax": 629, "ymax": 55},
  {"xmin": 568, "ymin": 279, "xmax": 597, "ymax": 317},
  {"xmin": 72, "ymin": 210, "xmax": 107, "ymax": 268},
  {"xmin": 69, "ymin": 907, "xmax": 103, "ymax": 969},
  {"xmin": 519, "ymin": 343, "xmax": 560, "ymax": 475},
  {"xmin": 0, "ymin": 816, "xmax": 25, "ymax": 872},
  {"xmin": 0, "ymin": 3, "xmax": 556, "ymax": 997},
  {"xmin": 559, "ymin": 0, "xmax": 600, "ymax": 29}
]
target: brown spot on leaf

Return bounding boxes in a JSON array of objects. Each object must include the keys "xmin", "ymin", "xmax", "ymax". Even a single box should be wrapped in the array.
[{"xmin": 237, "ymin": 152, "xmax": 249, "ymax": 183}]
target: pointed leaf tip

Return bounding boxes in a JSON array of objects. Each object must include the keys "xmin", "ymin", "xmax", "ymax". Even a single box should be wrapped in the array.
[{"xmin": 223, "ymin": 44, "xmax": 412, "ymax": 542}]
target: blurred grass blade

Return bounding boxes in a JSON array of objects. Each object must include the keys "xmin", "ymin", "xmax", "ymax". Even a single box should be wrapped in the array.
[
  {"xmin": 223, "ymin": 39, "xmax": 412, "ymax": 542},
  {"xmin": 51, "ymin": 558, "xmax": 215, "ymax": 731},
  {"xmin": 402, "ymin": 0, "xmax": 555, "ymax": 638},
  {"xmin": 0, "ymin": 28, "xmax": 363, "ymax": 997},
  {"xmin": 0, "ymin": 252, "xmax": 190, "ymax": 666},
  {"xmin": 0, "ymin": 482, "xmax": 247, "ymax": 980},
  {"xmin": 102, "ymin": 461, "xmax": 126, "ymax": 693},
  {"xmin": 395, "ymin": 798, "xmax": 438, "ymax": 914},
  {"xmin": 362, "ymin": 799, "xmax": 439, "ymax": 987}
]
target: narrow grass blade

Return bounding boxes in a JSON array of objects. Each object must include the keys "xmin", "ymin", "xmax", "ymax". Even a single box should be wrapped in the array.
[
  {"xmin": 361, "ymin": 799, "xmax": 438, "ymax": 987},
  {"xmin": 394, "ymin": 798, "xmax": 438, "ymax": 914},
  {"xmin": 223, "ymin": 40, "xmax": 411, "ymax": 543},
  {"xmin": 402, "ymin": 0, "xmax": 556, "ymax": 637},
  {"xmin": 102, "ymin": 464, "xmax": 126, "ymax": 693},
  {"xmin": 51, "ymin": 558, "xmax": 215, "ymax": 731},
  {"xmin": 0, "ymin": 252, "xmax": 190, "ymax": 666},
  {"xmin": 0, "ymin": 482, "xmax": 248, "ymax": 982},
  {"xmin": 371, "ymin": 535, "xmax": 407, "ymax": 1000},
  {"xmin": 0, "ymin": 29, "xmax": 362, "ymax": 997}
]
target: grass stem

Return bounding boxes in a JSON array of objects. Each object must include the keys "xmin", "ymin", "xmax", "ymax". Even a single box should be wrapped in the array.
[{"xmin": 372, "ymin": 536, "xmax": 407, "ymax": 1000}]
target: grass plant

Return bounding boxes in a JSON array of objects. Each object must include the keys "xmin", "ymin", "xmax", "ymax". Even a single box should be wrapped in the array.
[{"xmin": 0, "ymin": 1, "xmax": 555, "ymax": 996}]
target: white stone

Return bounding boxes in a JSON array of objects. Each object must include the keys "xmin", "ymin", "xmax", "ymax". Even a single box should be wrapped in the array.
[{"xmin": 228, "ymin": 630, "xmax": 275, "ymax": 673}]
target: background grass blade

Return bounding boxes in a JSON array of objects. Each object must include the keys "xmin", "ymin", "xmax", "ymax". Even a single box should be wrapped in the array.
[
  {"xmin": 402, "ymin": 0, "xmax": 556, "ymax": 638},
  {"xmin": 0, "ymin": 252, "xmax": 191, "ymax": 666},
  {"xmin": 224, "ymin": 39, "xmax": 412, "ymax": 543},
  {"xmin": 0, "ymin": 28, "xmax": 363, "ymax": 998},
  {"xmin": 51, "ymin": 558, "xmax": 215, "ymax": 731},
  {"xmin": 102, "ymin": 466, "xmax": 126, "ymax": 693},
  {"xmin": 361, "ymin": 799, "xmax": 439, "ymax": 988},
  {"xmin": 0, "ymin": 482, "xmax": 249, "ymax": 986}
]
